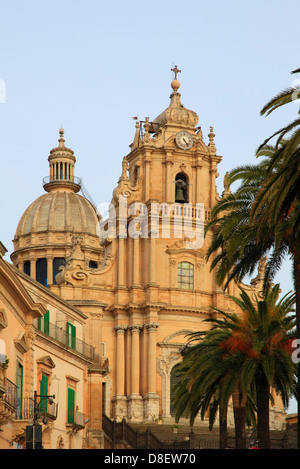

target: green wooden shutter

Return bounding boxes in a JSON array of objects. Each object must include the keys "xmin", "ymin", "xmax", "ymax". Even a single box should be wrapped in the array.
[
  {"xmin": 67, "ymin": 388, "xmax": 75, "ymax": 423},
  {"xmin": 40, "ymin": 374, "xmax": 48, "ymax": 413},
  {"xmin": 39, "ymin": 310, "xmax": 50, "ymax": 335},
  {"xmin": 44, "ymin": 310, "xmax": 50, "ymax": 335},
  {"xmin": 67, "ymin": 323, "xmax": 76, "ymax": 350}
]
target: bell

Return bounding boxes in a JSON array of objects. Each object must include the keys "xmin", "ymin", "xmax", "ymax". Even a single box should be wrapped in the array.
[
  {"xmin": 175, "ymin": 188, "xmax": 186, "ymax": 203},
  {"xmin": 149, "ymin": 123, "xmax": 156, "ymax": 134}
]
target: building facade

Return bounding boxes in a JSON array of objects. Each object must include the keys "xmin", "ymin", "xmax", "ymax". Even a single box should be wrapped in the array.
[
  {"xmin": 0, "ymin": 241, "xmax": 97, "ymax": 449},
  {"xmin": 6, "ymin": 69, "xmax": 286, "ymax": 447}
]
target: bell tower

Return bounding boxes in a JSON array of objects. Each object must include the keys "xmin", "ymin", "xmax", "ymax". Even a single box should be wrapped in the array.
[
  {"xmin": 124, "ymin": 66, "xmax": 222, "ymax": 211},
  {"xmin": 106, "ymin": 68, "xmax": 225, "ymax": 422}
]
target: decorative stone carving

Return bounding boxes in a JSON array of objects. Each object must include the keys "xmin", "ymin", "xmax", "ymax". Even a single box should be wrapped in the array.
[
  {"xmin": 146, "ymin": 322, "xmax": 159, "ymax": 332},
  {"xmin": 208, "ymin": 126, "xmax": 217, "ymax": 155},
  {"xmin": 55, "ymin": 238, "xmax": 91, "ymax": 286},
  {"xmin": 152, "ymin": 80, "xmax": 199, "ymax": 129},
  {"xmin": 129, "ymin": 324, "xmax": 143, "ymax": 334},
  {"xmin": 127, "ymin": 394, "xmax": 143, "ymax": 422}
]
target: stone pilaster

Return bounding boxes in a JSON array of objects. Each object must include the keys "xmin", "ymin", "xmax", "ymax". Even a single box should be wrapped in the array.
[
  {"xmin": 112, "ymin": 325, "xmax": 127, "ymax": 421},
  {"xmin": 127, "ymin": 324, "xmax": 143, "ymax": 422},
  {"xmin": 143, "ymin": 322, "xmax": 159, "ymax": 421}
]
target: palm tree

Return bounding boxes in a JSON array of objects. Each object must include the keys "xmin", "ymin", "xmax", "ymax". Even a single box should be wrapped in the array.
[
  {"xmin": 173, "ymin": 285, "xmax": 296, "ymax": 449},
  {"xmin": 250, "ymin": 69, "xmax": 300, "ymax": 447},
  {"xmin": 205, "ymin": 149, "xmax": 300, "ymax": 446},
  {"xmin": 205, "ymin": 153, "xmax": 281, "ymax": 289},
  {"xmin": 221, "ymin": 285, "xmax": 296, "ymax": 448},
  {"xmin": 205, "ymin": 69, "xmax": 300, "ymax": 308},
  {"xmin": 173, "ymin": 332, "xmax": 247, "ymax": 448}
]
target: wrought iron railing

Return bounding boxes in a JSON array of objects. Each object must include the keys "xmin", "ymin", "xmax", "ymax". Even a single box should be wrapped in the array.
[
  {"xmin": 102, "ymin": 414, "xmax": 195, "ymax": 449},
  {"xmin": 42, "ymin": 176, "xmax": 82, "ymax": 187},
  {"xmin": 68, "ymin": 410, "xmax": 86, "ymax": 429},
  {"xmin": 37, "ymin": 319, "xmax": 95, "ymax": 361},
  {"xmin": 3, "ymin": 378, "xmax": 18, "ymax": 410},
  {"xmin": 15, "ymin": 396, "xmax": 58, "ymax": 421}
]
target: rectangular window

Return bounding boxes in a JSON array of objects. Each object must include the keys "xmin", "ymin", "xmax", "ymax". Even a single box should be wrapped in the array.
[
  {"xmin": 67, "ymin": 322, "xmax": 76, "ymax": 350},
  {"xmin": 23, "ymin": 261, "xmax": 31, "ymax": 276},
  {"xmin": 67, "ymin": 387, "xmax": 75, "ymax": 424},
  {"xmin": 36, "ymin": 258, "xmax": 47, "ymax": 286}
]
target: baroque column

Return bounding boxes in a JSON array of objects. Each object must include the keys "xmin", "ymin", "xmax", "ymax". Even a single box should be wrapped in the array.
[
  {"xmin": 47, "ymin": 255, "xmax": 53, "ymax": 285},
  {"xmin": 143, "ymin": 322, "xmax": 159, "ymax": 421},
  {"xmin": 30, "ymin": 256, "xmax": 36, "ymax": 281},
  {"xmin": 144, "ymin": 151, "xmax": 151, "ymax": 201},
  {"xmin": 112, "ymin": 325, "xmax": 127, "ymax": 420},
  {"xmin": 164, "ymin": 154, "xmax": 173, "ymax": 202},
  {"xmin": 127, "ymin": 324, "xmax": 143, "ymax": 422}
]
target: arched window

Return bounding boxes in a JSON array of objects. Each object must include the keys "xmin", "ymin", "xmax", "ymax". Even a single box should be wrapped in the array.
[
  {"xmin": 177, "ymin": 261, "xmax": 194, "ymax": 290},
  {"xmin": 175, "ymin": 173, "xmax": 188, "ymax": 203},
  {"xmin": 170, "ymin": 364, "xmax": 181, "ymax": 416}
]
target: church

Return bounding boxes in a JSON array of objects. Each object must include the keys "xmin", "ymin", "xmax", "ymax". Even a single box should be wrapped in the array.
[{"xmin": 2, "ymin": 68, "xmax": 286, "ymax": 448}]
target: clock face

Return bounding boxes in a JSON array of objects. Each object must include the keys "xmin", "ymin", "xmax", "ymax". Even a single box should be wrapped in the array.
[{"xmin": 175, "ymin": 131, "xmax": 194, "ymax": 150}]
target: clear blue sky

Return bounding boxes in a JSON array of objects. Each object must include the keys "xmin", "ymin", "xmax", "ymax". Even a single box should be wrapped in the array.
[{"xmin": 0, "ymin": 0, "xmax": 299, "ymax": 411}]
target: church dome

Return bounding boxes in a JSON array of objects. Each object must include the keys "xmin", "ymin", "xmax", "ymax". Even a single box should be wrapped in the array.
[
  {"xmin": 15, "ymin": 190, "xmax": 99, "ymax": 238},
  {"xmin": 11, "ymin": 129, "xmax": 102, "ymax": 285}
]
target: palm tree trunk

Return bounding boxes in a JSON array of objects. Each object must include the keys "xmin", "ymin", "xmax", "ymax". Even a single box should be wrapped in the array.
[
  {"xmin": 219, "ymin": 408, "xmax": 227, "ymax": 449},
  {"xmin": 232, "ymin": 387, "xmax": 247, "ymax": 449},
  {"xmin": 256, "ymin": 373, "xmax": 270, "ymax": 449},
  {"xmin": 293, "ymin": 254, "xmax": 300, "ymax": 450}
]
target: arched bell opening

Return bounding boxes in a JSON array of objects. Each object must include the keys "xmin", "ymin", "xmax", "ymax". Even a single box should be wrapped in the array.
[{"xmin": 175, "ymin": 173, "xmax": 188, "ymax": 203}]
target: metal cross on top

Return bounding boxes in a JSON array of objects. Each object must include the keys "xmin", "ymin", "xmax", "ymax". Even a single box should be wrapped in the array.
[{"xmin": 171, "ymin": 65, "xmax": 181, "ymax": 80}]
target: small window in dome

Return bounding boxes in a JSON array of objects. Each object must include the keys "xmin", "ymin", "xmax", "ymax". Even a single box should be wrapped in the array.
[
  {"xmin": 24, "ymin": 261, "xmax": 31, "ymax": 276},
  {"xmin": 89, "ymin": 260, "xmax": 98, "ymax": 269},
  {"xmin": 53, "ymin": 258, "xmax": 65, "ymax": 284},
  {"xmin": 36, "ymin": 258, "xmax": 47, "ymax": 286}
]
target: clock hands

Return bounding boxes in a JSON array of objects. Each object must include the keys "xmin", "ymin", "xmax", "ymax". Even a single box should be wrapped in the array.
[{"xmin": 182, "ymin": 137, "xmax": 191, "ymax": 148}]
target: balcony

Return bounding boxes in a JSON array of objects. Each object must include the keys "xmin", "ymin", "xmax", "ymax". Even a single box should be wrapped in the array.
[
  {"xmin": 0, "ymin": 377, "xmax": 17, "ymax": 425},
  {"xmin": 15, "ymin": 396, "xmax": 58, "ymax": 422},
  {"xmin": 42, "ymin": 175, "xmax": 82, "ymax": 193},
  {"xmin": 37, "ymin": 319, "xmax": 95, "ymax": 361},
  {"xmin": 66, "ymin": 410, "xmax": 86, "ymax": 432}
]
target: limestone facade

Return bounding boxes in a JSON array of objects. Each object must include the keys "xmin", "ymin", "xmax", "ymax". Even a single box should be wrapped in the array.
[
  {"xmin": 7, "ymin": 69, "xmax": 287, "ymax": 445},
  {"xmin": 0, "ymin": 242, "xmax": 94, "ymax": 449}
]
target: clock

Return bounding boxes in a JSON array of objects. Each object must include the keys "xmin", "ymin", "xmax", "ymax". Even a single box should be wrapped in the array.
[{"xmin": 175, "ymin": 130, "xmax": 194, "ymax": 150}]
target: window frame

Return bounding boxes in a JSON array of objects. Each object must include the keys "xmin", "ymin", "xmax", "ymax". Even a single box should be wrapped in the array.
[{"xmin": 177, "ymin": 261, "xmax": 194, "ymax": 290}]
